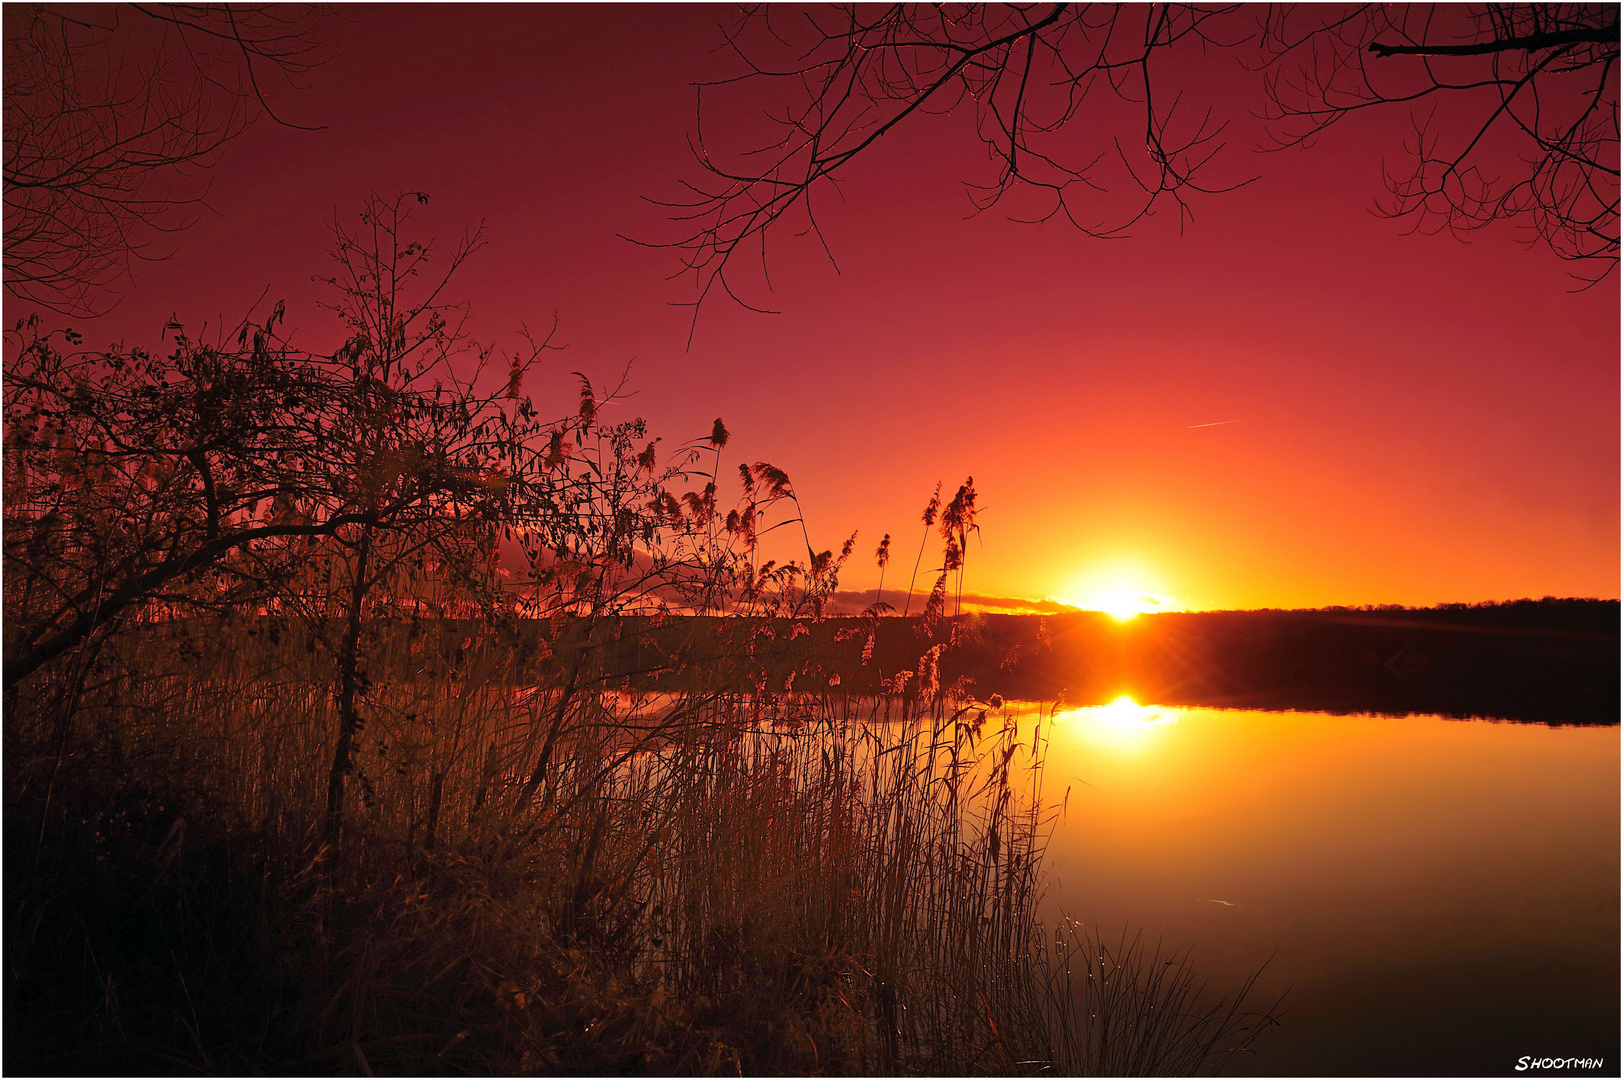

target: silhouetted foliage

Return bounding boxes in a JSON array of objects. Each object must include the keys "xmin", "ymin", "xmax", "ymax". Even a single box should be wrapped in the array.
[
  {"xmin": 7, "ymin": 279, "xmax": 1277, "ymax": 1070},
  {"xmin": 657, "ymin": 3, "xmax": 1618, "ymax": 322},
  {"xmin": 1261, "ymin": 5, "xmax": 1618, "ymax": 274},
  {"xmin": 3, "ymin": 3, "xmax": 336, "ymax": 315},
  {"xmin": 3, "ymin": 192, "xmax": 880, "ymax": 856},
  {"xmin": 2, "ymin": 194, "xmax": 548, "ymax": 692}
]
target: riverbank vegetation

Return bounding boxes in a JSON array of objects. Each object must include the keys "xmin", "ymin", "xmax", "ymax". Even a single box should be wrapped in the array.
[{"xmin": 4, "ymin": 198, "xmax": 1275, "ymax": 1075}]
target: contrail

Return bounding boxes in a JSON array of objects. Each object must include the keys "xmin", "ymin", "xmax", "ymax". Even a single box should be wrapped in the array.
[
  {"xmin": 1197, "ymin": 898, "xmax": 1237, "ymax": 906},
  {"xmin": 1187, "ymin": 420, "xmax": 1244, "ymax": 429}
]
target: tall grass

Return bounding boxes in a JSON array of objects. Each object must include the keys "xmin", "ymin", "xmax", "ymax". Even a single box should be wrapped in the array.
[
  {"xmin": 6, "ymin": 204, "xmax": 1275, "ymax": 1073},
  {"xmin": 6, "ymin": 609, "xmax": 1276, "ymax": 1075}
]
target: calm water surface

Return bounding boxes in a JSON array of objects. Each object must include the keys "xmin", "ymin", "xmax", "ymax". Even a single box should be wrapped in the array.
[{"xmin": 1029, "ymin": 700, "xmax": 1619, "ymax": 1076}]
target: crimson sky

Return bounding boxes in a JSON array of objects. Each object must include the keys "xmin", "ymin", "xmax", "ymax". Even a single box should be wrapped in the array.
[{"xmin": 42, "ymin": 4, "xmax": 1620, "ymax": 612}]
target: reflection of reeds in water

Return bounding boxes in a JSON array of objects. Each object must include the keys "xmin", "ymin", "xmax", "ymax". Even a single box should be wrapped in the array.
[
  {"xmin": 1045, "ymin": 924, "xmax": 1279, "ymax": 1075},
  {"xmin": 8, "ymin": 615, "xmax": 1276, "ymax": 1074}
]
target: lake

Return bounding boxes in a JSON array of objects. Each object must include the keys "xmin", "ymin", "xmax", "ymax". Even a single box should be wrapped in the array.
[{"xmin": 1029, "ymin": 699, "xmax": 1619, "ymax": 1076}]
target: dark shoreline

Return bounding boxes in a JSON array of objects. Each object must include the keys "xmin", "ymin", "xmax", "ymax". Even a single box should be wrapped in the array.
[
  {"xmin": 947, "ymin": 601, "xmax": 1621, "ymax": 725},
  {"xmin": 203, "ymin": 598, "xmax": 1616, "ymax": 727},
  {"xmin": 671, "ymin": 600, "xmax": 1616, "ymax": 725}
]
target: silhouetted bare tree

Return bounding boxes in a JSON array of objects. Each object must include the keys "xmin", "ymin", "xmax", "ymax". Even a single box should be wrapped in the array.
[
  {"xmin": 3, "ymin": 3, "xmax": 336, "ymax": 315},
  {"xmin": 1261, "ymin": 4, "xmax": 1618, "ymax": 276},
  {"xmin": 657, "ymin": 3, "xmax": 1617, "ymax": 322}
]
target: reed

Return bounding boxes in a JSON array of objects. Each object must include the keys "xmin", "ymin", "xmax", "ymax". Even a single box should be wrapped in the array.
[
  {"xmin": 5, "ymin": 607, "xmax": 1275, "ymax": 1075},
  {"xmin": 5, "ymin": 204, "xmax": 1275, "ymax": 1073}
]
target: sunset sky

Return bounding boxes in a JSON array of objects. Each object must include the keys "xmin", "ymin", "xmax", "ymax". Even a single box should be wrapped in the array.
[{"xmin": 36, "ymin": 5, "xmax": 1620, "ymax": 613}]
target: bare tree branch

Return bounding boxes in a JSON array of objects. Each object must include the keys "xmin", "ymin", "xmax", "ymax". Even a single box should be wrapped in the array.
[
  {"xmin": 649, "ymin": 2, "xmax": 1618, "ymax": 330},
  {"xmin": 1261, "ymin": 3, "xmax": 1618, "ymax": 280},
  {"xmin": 1369, "ymin": 20, "xmax": 1618, "ymax": 58},
  {"xmin": 637, "ymin": 3, "xmax": 1251, "ymax": 341},
  {"xmin": 3, "ymin": 3, "xmax": 337, "ymax": 316}
]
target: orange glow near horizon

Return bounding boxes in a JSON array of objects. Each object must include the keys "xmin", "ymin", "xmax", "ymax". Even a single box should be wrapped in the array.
[
  {"xmin": 1053, "ymin": 560, "xmax": 1185, "ymax": 618},
  {"xmin": 20, "ymin": 7, "xmax": 1611, "ymax": 613}
]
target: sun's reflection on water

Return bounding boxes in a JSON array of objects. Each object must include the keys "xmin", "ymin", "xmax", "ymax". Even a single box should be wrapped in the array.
[
  {"xmin": 1055, "ymin": 694, "xmax": 1180, "ymax": 755},
  {"xmin": 1027, "ymin": 698, "xmax": 1619, "ymax": 1075}
]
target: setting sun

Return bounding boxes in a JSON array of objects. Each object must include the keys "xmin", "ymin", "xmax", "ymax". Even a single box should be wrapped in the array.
[
  {"xmin": 1088, "ymin": 590, "xmax": 1173, "ymax": 620},
  {"xmin": 1054, "ymin": 561, "xmax": 1182, "ymax": 620}
]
